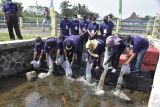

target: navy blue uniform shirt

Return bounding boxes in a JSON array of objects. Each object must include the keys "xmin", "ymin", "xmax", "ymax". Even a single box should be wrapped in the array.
[{"xmin": 70, "ymin": 20, "xmax": 79, "ymax": 35}]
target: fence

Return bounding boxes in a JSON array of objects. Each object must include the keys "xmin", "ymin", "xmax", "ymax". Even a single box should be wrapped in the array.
[{"xmin": 0, "ymin": 16, "xmax": 160, "ymax": 37}]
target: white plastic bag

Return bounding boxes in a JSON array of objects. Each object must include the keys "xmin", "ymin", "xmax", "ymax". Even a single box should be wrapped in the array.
[
  {"xmin": 38, "ymin": 73, "xmax": 47, "ymax": 79},
  {"xmin": 61, "ymin": 60, "xmax": 72, "ymax": 77},
  {"xmin": 148, "ymin": 54, "xmax": 160, "ymax": 107},
  {"xmin": 103, "ymin": 47, "xmax": 109, "ymax": 70},
  {"xmin": 121, "ymin": 64, "xmax": 131, "ymax": 75},
  {"xmin": 26, "ymin": 71, "xmax": 37, "ymax": 81},
  {"xmin": 48, "ymin": 55, "xmax": 54, "ymax": 70},
  {"xmin": 56, "ymin": 55, "xmax": 64, "ymax": 65},
  {"xmin": 31, "ymin": 60, "xmax": 41, "ymax": 69},
  {"xmin": 85, "ymin": 61, "xmax": 92, "ymax": 82}
]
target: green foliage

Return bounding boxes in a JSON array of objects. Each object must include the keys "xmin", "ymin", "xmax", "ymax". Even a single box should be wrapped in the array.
[
  {"xmin": 16, "ymin": 2, "xmax": 23, "ymax": 17},
  {"xmin": 59, "ymin": 0, "xmax": 99, "ymax": 18}
]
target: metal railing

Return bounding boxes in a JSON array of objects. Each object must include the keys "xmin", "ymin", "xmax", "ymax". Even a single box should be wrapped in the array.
[{"xmin": 0, "ymin": 16, "xmax": 159, "ymax": 37}]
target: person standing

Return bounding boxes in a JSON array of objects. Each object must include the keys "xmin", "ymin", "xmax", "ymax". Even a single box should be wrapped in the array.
[
  {"xmin": 79, "ymin": 15, "xmax": 89, "ymax": 46},
  {"xmin": 107, "ymin": 14, "xmax": 114, "ymax": 36},
  {"xmin": 100, "ymin": 16, "xmax": 110, "ymax": 42},
  {"xmin": 87, "ymin": 16, "xmax": 99, "ymax": 40},
  {"xmin": 60, "ymin": 15, "xmax": 71, "ymax": 40},
  {"xmin": 3, "ymin": 0, "xmax": 23, "ymax": 40},
  {"xmin": 42, "ymin": 7, "xmax": 51, "ymax": 32},
  {"xmin": 70, "ymin": 15, "xmax": 79, "ymax": 36}
]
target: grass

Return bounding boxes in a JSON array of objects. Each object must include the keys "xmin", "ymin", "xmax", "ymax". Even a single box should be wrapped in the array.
[{"xmin": 0, "ymin": 33, "xmax": 51, "ymax": 41}]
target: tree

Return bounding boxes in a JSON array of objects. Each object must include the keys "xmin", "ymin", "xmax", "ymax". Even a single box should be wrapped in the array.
[
  {"xmin": 16, "ymin": 2, "xmax": 23, "ymax": 17},
  {"xmin": 60, "ymin": 0, "xmax": 72, "ymax": 16},
  {"xmin": 59, "ymin": 0, "xmax": 99, "ymax": 18},
  {"xmin": 141, "ymin": 15, "xmax": 151, "ymax": 21}
]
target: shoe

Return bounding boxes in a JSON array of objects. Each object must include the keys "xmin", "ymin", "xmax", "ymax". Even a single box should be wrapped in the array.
[{"xmin": 111, "ymin": 68, "xmax": 116, "ymax": 73}]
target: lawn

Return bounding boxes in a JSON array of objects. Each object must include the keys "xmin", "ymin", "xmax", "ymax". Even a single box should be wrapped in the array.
[{"xmin": 0, "ymin": 33, "xmax": 51, "ymax": 41}]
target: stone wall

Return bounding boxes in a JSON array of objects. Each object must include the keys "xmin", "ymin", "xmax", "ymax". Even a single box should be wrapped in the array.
[{"xmin": 0, "ymin": 40, "xmax": 36, "ymax": 78}]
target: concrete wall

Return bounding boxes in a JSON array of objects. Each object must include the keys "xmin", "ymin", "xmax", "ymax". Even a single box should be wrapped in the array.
[{"xmin": 0, "ymin": 40, "xmax": 35, "ymax": 78}]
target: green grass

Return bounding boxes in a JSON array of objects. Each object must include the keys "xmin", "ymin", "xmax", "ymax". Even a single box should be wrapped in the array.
[{"xmin": 0, "ymin": 33, "xmax": 51, "ymax": 41}]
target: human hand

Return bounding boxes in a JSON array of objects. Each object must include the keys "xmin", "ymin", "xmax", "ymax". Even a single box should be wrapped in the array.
[{"xmin": 124, "ymin": 61, "xmax": 129, "ymax": 65}]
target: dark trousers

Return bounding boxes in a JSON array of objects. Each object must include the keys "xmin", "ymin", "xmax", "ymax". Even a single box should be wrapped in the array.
[
  {"xmin": 111, "ymin": 48, "xmax": 125, "ymax": 69},
  {"xmin": 6, "ymin": 15, "xmax": 23, "ymax": 40}
]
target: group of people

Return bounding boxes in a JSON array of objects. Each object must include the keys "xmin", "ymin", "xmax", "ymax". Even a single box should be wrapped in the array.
[{"xmin": 33, "ymin": 14, "xmax": 149, "ymax": 77}]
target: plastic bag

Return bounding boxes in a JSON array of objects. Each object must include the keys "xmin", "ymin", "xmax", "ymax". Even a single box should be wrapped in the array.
[
  {"xmin": 56, "ymin": 55, "xmax": 64, "ymax": 65},
  {"xmin": 120, "ymin": 64, "xmax": 131, "ymax": 75},
  {"xmin": 48, "ymin": 55, "xmax": 54, "ymax": 70},
  {"xmin": 103, "ymin": 47, "xmax": 109, "ymax": 70},
  {"xmin": 85, "ymin": 61, "xmax": 92, "ymax": 82},
  {"xmin": 31, "ymin": 60, "xmax": 41, "ymax": 69},
  {"xmin": 61, "ymin": 60, "xmax": 72, "ymax": 77},
  {"xmin": 26, "ymin": 71, "xmax": 37, "ymax": 81},
  {"xmin": 38, "ymin": 73, "xmax": 47, "ymax": 79},
  {"xmin": 148, "ymin": 54, "xmax": 160, "ymax": 107}
]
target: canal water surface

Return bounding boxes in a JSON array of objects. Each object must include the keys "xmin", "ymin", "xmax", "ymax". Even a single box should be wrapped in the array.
[{"xmin": 0, "ymin": 73, "xmax": 149, "ymax": 107}]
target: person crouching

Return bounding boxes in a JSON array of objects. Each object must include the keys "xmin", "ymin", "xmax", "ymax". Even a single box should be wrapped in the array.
[
  {"xmin": 63, "ymin": 35, "xmax": 82, "ymax": 66},
  {"xmin": 105, "ymin": 36, "xmax": 126, "ymax": 73},
  {"xmin": 86, "ymin": 39, "xmax": 105, "ymax": 70},
  {"xmin": 44, "ymin": 37, "xmax": 63, "ymax": 76},
  {"xmin": 31, "ymin": 37, "xmax": 45, "ymax": 70}
]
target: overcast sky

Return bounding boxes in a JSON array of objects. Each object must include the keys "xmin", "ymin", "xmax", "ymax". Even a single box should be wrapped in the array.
[{"xmin": 13, "ymin": 0, "xmax": 160, "ymax": 19}]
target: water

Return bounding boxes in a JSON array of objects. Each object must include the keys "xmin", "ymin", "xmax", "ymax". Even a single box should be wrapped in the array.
[
  {"xmin": 0, "ymin": 73, "xmax": 149, "ymax": 107},
  {"xmin": 96, "ymin": 69, "xmax": 108, "ymax": 95}
]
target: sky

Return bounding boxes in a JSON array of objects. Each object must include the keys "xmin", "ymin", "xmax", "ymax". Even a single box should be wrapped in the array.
[{"xmin": 13, "ymin": 0, "xmax": 160, "ymax": 19}]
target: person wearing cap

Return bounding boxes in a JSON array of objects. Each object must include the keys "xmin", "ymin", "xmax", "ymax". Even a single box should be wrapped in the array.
[
  {"xmin": 86, "ymin": 39, "xmax": 105, "ymax": 69},
  {"xmin": 107, "ymin": 14, "xmax": 114, "ymax": 36},
  {"xmin": 100, "ymin": 15, "xmax": 110, "ymax": 42},
  {"xmin": 87, "ymin": 16, "xmax": 99, "ymax": 40},
  {"xmin": 79, "ymin": 15, "xmax": 89, "ymax": 49},
  {"xmin": 60, "ymin": 15, "xmax": 71, "ymax": 40},
  {"xmin": 44, "ymin": 37, "xmax": 63, "ymax": 75},
  {"xmin": 63, "ymin": 35, "xmax": 82, "ymax": 66},
  {"xmin": 70, "ymin": 15, "xmax": 79, "ymax": 36},
  {"xmin": 124, "ymin": 35, "xmax": 149, "ymax": 76},
  {"xmin": 3, "ymin": 0, "xmax": 23, "ymax": 40},
  {"xmin": 105, "ymin": 36, "xmax": 126, "ymax": 73},
  {"xmin": 33, "ymin": 37, "xmax": 45, "ymax": 61}
]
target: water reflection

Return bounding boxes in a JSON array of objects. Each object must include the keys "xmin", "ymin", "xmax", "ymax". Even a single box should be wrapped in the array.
[{"xmin": 0, "ymin": 75, "xmax": 149, "ymax": 107}]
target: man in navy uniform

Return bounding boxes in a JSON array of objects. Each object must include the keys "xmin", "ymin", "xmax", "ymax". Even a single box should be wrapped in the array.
[
  {"xmin": 70, "ymin": 15, "xmax": 79, "ymax": 36},
  {"xmin": 44, "ymin": 37, "xmax": 63, "ymax": 75},
  {"xmin": 3, "ymin": 0, "xmax": 23, "ymax": 40},
  {"xmin": 79, "ymin": 15, "xmax": 89, "ymax": 45},
  {"xmin": 60, "ymin": 15, "xmax": 71, "ymax": 40},
  {"xmin": 87, "ymin": 16, "xmax": 99, "ymax": 40},
  {"xmin": 63, "ymin": 35, "xmax": 82, "ymax": 66},
  {"xmin": 107, "ymin": 14, "xmax": 114, "ymax": 36},
  {"xmin": 100, "ymin": 16, "xmax": 110, "ymax": 42}
]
